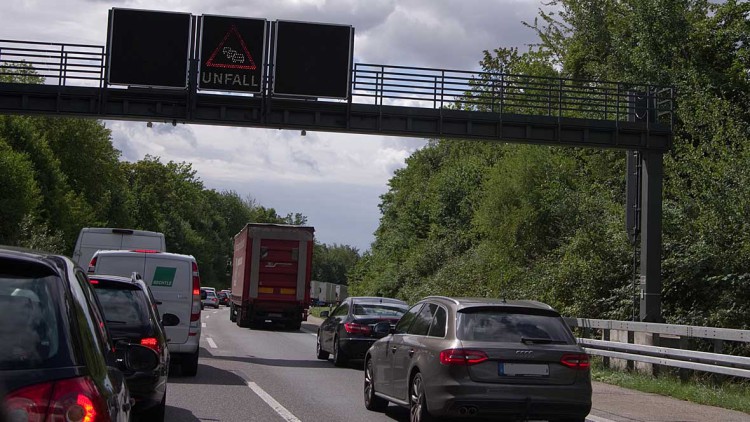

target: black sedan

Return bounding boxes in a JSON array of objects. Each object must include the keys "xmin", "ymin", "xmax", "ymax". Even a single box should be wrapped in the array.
[
  {"xmin": 90, "ymin": 273, "xmax": 179, "ymax": 421},
  {"xmin": 317, "ymin": 296, "xmax": 409, "ymax": 366},
  {"xmin": 0, "ymin": 246, "xmax": 159, "ymax": 422}
]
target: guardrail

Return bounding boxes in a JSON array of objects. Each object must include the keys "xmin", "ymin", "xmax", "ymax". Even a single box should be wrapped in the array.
[
  {"xmin": 0, "ymin": 39, "xmax": 675, "ymax": 129},
  {"xmin": 566, "ymin": 317, "xmax": 750, "ymax": 378}
]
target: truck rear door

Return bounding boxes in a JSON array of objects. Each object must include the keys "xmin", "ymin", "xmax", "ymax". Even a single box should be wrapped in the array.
[{"xmin": 251, "ymin": 238, "xmax": 308, "ymax": 304}]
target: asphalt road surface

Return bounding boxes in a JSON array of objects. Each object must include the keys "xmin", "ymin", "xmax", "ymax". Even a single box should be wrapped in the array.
[{"xmin": 164, "ymin": 307, "xmax": 749, "ymax": 422}]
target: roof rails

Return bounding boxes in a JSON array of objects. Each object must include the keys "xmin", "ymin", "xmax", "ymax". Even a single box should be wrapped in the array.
[{"xmin": 423, "ymin": 296, "xmax": 460, "ymax": 305}]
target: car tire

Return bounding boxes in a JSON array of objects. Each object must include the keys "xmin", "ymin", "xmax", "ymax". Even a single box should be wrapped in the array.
[
  {"xmin": 138, "ymin": 389, "xmax": 166, "ymax": 422},
  {"xmin": 409, "ymin": 372, "xmax": 432, "ymax": 422},
  {"xmin": 182, "ymin": 349, "xmax": 199, "ymax": 377},
  {"xmin": 229, "ymin": 304, "xmax": 237, "ymax": 322},
  {"xmin": 316, "ymin": 335, "xmax": 329, "ymax": 360},
  {"xmin": 364, "ymin": 358, "xmax": 388, "ymax": 412},
  {"xmin": 332, "ymin": 336, "xmax": 348, "ymax": 367},
  {"xmin": 237, "ymin": 307, "xmax": 251, "ymax": 328}
]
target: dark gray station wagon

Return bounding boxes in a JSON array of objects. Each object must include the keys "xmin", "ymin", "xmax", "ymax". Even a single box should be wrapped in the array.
[{"xmin": 363, "ymin": 297, "xmax": 592, "ymax": 422}]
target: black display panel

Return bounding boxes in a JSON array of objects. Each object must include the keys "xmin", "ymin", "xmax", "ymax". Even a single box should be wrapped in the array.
[
  {"xmin": 273, "ymin": 21, "xmax": 353, "ymax": 99},
  {"xmin": 107, "ymin": 9, "xmax": 191, "ymax": 88},
  {"xmin": 199, "ymin": 15, "xmax": 267, "ymax": 92}
]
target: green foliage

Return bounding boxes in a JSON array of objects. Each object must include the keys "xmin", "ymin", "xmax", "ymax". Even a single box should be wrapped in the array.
[
  {"xmin": 313, "ymin": 243, "xmax": 360, "ymax": 285},
  {"xmin": 352, "ymin": 0, "xmax": 750, "ymax": 334}
]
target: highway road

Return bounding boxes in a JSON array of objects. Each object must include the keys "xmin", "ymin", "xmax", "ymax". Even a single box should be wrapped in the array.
[{"xmin": 164, "ymin": 307, "xmax": 749, "ymax": 422}]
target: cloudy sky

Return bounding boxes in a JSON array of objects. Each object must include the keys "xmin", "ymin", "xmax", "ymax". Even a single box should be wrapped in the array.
[{"xmin": 4, "ymin": 0, "xmax": 543, "ymax": 251}]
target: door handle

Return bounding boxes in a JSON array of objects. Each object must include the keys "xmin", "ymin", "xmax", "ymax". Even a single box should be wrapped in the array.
[
  {"xmin": 408, "ymin": 349, "xmax": 414, "ymax": 357},
  {"xmin": 391, "ymin": 346, "xmax": 397, "ymax": 353}
]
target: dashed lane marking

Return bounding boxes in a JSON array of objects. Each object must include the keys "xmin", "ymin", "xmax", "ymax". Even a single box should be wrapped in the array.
[
  {"xmin": 202, "ymin": 323, "xmax": 206, "ymax": 328},
  {"xmin": 206, "ymin": 337, "xmax": 218, "ymax": 349},
  {"xmin": 247, "ymin": 381, "xmax": 302, "ymax": 422}
]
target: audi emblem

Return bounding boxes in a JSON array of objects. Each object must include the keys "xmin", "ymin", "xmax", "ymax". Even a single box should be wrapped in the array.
[{"xmin": 515, "ymin": 350, "xmax": 534, "ymax": 356}]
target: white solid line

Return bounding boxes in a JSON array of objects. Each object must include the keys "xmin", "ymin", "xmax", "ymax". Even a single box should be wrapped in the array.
[
  {"xmin": 206, "ymin": 337, "xmax": 217, "ymax": 349},
  {"xmin": 587, "ymin": 415, "xmax": 618, "ymax": 422},
  {"xmin": 247, "ymin": 382, "xmax": 301, "ymax": 422},
  {"xmin": 201, "ymin": 323, "xmax": 206, "ymax": 328}
]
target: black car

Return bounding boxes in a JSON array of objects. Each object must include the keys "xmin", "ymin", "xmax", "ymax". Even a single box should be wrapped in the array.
[
  {"xmin": 217, "ymin": 290, "xmax": 230, "ymax": 306},
  {"xmin": 0, "ymin": 246, "xmax": 159, "ymax": 422},
  {"xmin": 89, "ymin": 273, "xmax": 179, "ymax": 421},
  {"xmin": 317, "ymin": 297, "xmax": 409, "ymax": 366}
]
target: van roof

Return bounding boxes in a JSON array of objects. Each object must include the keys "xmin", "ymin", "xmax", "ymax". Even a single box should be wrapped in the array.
[
  {"xmin": 79, "ymin": 227, "xmax": 165, "ymax": 236},
  {"xmin": 92, "ymin": 249, "xmax": 195, "ymax": 261}
]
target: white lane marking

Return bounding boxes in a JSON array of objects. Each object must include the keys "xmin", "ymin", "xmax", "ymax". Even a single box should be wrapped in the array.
[
  {"xmin": 205, "ymin": 315, "xmax": 210, "ymax": 319},
  {"xmin": 300, "ymin": 328, "xmax": 317, "ymax": 337},
  {"xmin": 202, "ymin": 323, "xmax": 206, "ymax": 328},
  {"xmin": 206, "ymin": 337, "xmax": 218, "ymax": 349},
  {"xmin": 247, "ymin": 382, "xmax": 301, "ymax": 422},
  {"xmin": 587, "ymin": 415, "xmax": 617, "ymax": 422}
]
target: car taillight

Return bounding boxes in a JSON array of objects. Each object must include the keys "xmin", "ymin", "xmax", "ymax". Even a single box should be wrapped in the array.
[
  {"xmin": 439, "ymin": 349, "xmax": 489, "ymax": 366},
  {"xmin": 344, "ymin": 322, "xmax": 371, "ymax": 335},
  {"xmin": 6, "ymin": 376, "xmax": 110, "ymax": 422},
  {"xmin": 191, "ymin": 261, "xmax": 201, "ymax": 322},
  {"xmin": 87, "ymin": 256, "xmax": 97, "ymax": 274},
  {"xmin": 560, "ymin": 353, "xmax": 590, "ymax": 369},
  {"xmin": 140, "ymin": 337, "xmax": 161, "ymax": 354},
  {"xmin": 132, "ymin": 249, "xmax": 159, "ymax": 253}
]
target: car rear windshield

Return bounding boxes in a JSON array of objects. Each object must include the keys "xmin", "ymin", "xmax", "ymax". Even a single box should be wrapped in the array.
[
  {"xmin": 93, "ymin": 283, "xmax": 152, "ymax": 331},
  {"xmin": 0, "ymin": 261, "xmax": 66, "ymax": 370},
  {"xmin": 353, "ymin": 303, "xmax": 408, "ymax": 317},
  {"xmin": 457, "ymin": 308, "xmax": 574, "ymax": 344}
]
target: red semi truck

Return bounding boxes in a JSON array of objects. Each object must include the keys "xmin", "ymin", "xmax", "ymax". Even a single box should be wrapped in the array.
[{"xmin": 229, "ymin": 223, "xmax": 315, "ymax": 329}]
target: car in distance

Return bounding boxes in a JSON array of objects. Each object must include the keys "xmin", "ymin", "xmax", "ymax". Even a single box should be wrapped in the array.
[
  {"xmin": 317, "ymin": 297, "xmax": 409, "ymax": 366},
  {"xmin": 217, "ymin": 290, "xmax": 231, "ymax": 306},
  {"xmin": 89, "ymin": 272, "xmax": 179, "ymax": 421},
  {"xmin": 202, "ymin": 289, "xmax": 219, "ymax": 309},
  {"xmin": 0, "ymin": 246, "xmax": 159, "ymax": 422},
  {"xmin": 363, "ymin": 297, "xmax": 592, "ymax": 422}
]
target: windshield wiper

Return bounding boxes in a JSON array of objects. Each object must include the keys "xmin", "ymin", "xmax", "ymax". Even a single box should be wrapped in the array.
[{"xmin": 521, "ymin": 337, "xmax": 568, "ymax": 344}]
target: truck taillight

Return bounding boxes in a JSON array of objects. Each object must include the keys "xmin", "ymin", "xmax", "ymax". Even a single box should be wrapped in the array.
[{"xmin": 87, "ymin": 256, "xmax": 97, "ymax": 273}]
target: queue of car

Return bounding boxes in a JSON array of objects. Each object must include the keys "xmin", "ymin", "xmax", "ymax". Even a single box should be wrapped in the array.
[
  {"xmin": 0, "ymin": 227, "xmax": 203, "ymax": 422},
  {"xmin": 317, "ymin": 296, "xmax": 592, "ymax": 422}
]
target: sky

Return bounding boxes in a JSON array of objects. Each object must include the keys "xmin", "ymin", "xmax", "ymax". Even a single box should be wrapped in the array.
[{"xmin": 3, "ymin": 0, "xmax": 544, "ymax": 252}]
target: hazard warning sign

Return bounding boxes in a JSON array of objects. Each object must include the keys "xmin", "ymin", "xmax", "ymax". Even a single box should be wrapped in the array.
[{"xmin": 199, "ymin": 15, "xmax": 267, "ymax": 92}]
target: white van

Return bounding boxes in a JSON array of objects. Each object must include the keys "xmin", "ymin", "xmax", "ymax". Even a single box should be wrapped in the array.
[
  {"xmin": 72, "ymin": 228, "xmax": 166, "ymax": 267},
  {"xmin": 88, "ymin": 250, "xmax": 201, "ymax": 375}
]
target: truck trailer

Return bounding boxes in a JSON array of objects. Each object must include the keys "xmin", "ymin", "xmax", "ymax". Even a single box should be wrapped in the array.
[{"xmin": 229, "ymin": 223, "xmax": 314, "ymax": 329}]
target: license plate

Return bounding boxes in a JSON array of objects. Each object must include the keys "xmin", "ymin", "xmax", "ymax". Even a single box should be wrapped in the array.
[{"xmin": 499, "ymin": 363, "xmax": 549, "ymax": 376}]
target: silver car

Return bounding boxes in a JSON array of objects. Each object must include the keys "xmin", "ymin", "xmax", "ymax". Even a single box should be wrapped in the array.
[{"xmin": 363, "ymin": 297, "xmax": 592, "ymax": 422}]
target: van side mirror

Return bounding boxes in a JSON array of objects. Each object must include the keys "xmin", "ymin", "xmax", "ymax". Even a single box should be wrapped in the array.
[{"xmin": 161, "ymin": 313, "xmax": 180, "ymax": 327}]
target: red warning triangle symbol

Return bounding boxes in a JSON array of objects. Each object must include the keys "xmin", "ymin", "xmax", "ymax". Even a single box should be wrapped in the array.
[{"xmin": 206, "ymin": 25, "xmax": 258, "ymax": 70}]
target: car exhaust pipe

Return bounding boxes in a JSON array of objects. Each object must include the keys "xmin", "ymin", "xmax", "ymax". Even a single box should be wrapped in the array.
[
  {"xmin": 468, "ymin": 406, "xmax": 478, "ymax": 416},
  {"xmin": 458, "ymin": 406, "xmax": 468, "ymax": 416}
]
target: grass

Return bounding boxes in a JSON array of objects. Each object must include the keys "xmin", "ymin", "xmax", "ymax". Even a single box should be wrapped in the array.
[
  {"xmin": 592, "ymin": 359, "xmax": 750, "ymax": 414},
  {"xmin": 309, "ymin": 306, "xmax": 334, "ymax": 318}
]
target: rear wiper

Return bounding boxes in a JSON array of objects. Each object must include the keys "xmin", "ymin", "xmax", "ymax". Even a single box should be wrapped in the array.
[
  {"xmin": 521, "ymin": 337, "xmax": 567, "ymax": 344},
  {"xmin": 106, "ymin": 319, "xmax": 128, "ymax": 324}
]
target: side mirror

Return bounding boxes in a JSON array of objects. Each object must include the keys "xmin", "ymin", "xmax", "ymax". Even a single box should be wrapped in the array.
[
  {"xmin": 372, "ymin": 321, "xmax": 392, "ymax": 338},
  {"xmin": 320, "ymin": 310, "xmax": 330, "ymax": 318},
  {"xmin": 201, "ymin": 291, "xmax": 207, "ymax": 300},
  {"xmin": 114, "ymin": 343, "xmax": 159, "ymax": 372},
  {"xmin": 161, "ymin": 313, "xmax": 180, "ymax": 327}
]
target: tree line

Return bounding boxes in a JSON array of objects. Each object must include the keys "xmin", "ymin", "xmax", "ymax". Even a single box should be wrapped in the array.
[
  {"xmin": 350, "ymin": 0, "xmax": 750, "ymax": 330},
  {"xmin": 0, "ymin": 106, "xmax": 359, "ymax": 289}
]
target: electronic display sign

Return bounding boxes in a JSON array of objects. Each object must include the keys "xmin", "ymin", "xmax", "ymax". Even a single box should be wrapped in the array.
[
  {"xmin": 107, "ymin": 9, "xmax": 192, "ymax": 88},
  {"xmin": 272, "ymin": 21, "xmax": 353, "ymax": 99},
  {"xmin": 199, "ymin": 15, "xmax": 267, "ymax": 92}
]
